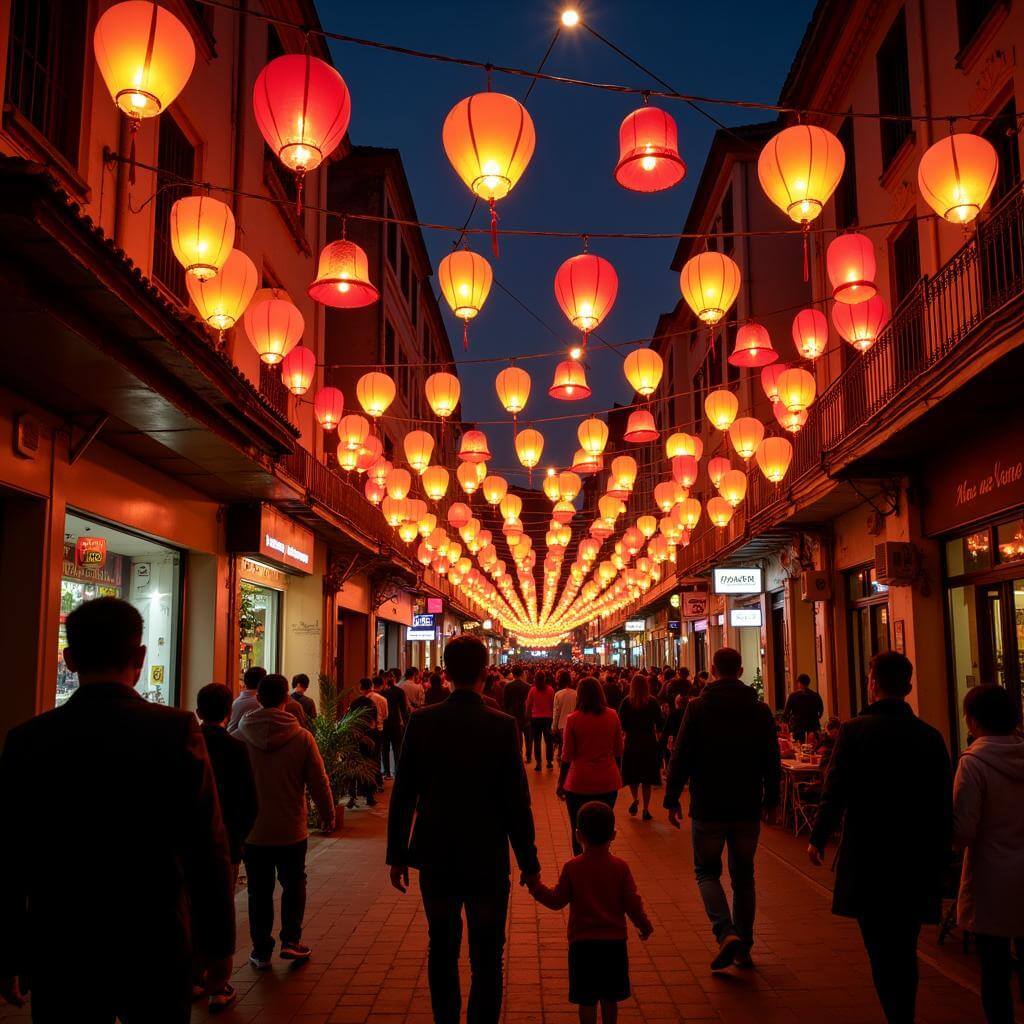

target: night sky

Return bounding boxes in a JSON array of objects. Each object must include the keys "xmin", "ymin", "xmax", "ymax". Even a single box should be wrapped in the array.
[{"xmin": 318, "ymin": 0, "xmax": 818, "ymax": 483}]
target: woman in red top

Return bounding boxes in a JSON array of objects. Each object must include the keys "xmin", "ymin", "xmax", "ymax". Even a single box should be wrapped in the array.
[
  {"xmin": 526, "ymin": 669, "xmax": 556, "ymax": 771},
  {"xmin": 558, "ymin": 677, "xmax": 624, "ymax": 854}
]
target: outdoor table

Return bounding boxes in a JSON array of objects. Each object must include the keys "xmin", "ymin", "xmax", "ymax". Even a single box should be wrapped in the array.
[{"xmin": 779, "ymin": 758, "xmax": 823, "ymax": 831}]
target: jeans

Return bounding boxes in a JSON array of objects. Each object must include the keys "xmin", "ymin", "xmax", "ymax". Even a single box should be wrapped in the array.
[
  {"xmin": 530, "ymin": 717, "xmax": 553, "ymax": 765},
  {"xmin": 856, "ymin": 912, "xmax": 921, "ymax": 1023},
  {"xmin": 565, "ymin": 791, "xmax": 618, "ymax": 856},
  {"xmin": 244, "ymin": 840, "xmax": 308, "ymax": 956},
  {"xmin": 975, "ymin": 933, "xmax": 1023, "ymax": 1024},
  {"xmin": 419, "ymin": 870, "xmax": 511, "ymax": 1024},
  {"xmin": 691, "ymin": 819, "xmax": 760, "ymax": 946},
  {"xmin": 381, "ymin": 729, "xmax": 402, "ymax": 776}
]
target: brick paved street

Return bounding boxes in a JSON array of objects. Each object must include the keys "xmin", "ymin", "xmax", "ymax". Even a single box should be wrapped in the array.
[{"xmin": 0, "ymin": 768, "xmax": 1009, "ymax": 1024}]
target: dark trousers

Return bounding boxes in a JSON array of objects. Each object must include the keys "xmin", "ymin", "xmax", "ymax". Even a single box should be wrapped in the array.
[
  {"xmin": 29, "ymin": 966, "xmax": 191, "ymax": 1023},
  {"xmin": 975, "ymin": 933, "xmax": 1023, "ymax": 1024},
  {"xmin": 244, "ymin": 839, "xmax": 308, "ymax": 956},
  {"xmin": 691, "ymin": 819, "xmax": 760, "ymax": 946},
  {"xmin": 530, "ymin": 717, "xmax": 553, "ymax": 765},
  {"xmin": 565, "ymin": 790, "xmax": 618, "ymax": 856},
  {"xmin": 419, "ymin": 869, "xmax": 511, "ymax": 1024},
  {"xmin": 381, "ymin": 729, "xmax": 402, "ymax": 776},
  {"xmin": 857, "ymin": 912, "xmax": 921, "ymax": 1024}
]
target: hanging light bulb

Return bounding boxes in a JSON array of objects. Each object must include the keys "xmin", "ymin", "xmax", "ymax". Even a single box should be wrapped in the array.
[
  {"xmin": 680, "ymin": 251, "xmax": 741, "ymax": 324},
  {"xmin": 425, "ymin": 372, "xmax": 461, "ymax": 418},
  {"xmin": 170, "ymin": 196, "xmax": 235, "ymax": 281},
  {"xmin": 623, "ymin": 348, "xmax": 664, "ymax": 396},
  {"xmin": 918, "ymin": 132, "xmax": 999, "ymax": 224},
  {"xmin": 704, "ymin": 389, "xmax": 739, "ymax": 431},
  {"xmin": 186, "ymin": 248, "xmax": 258, "ymax": 330},
  {"xmin": 727, "ymin": 417, "xmax": 765, "ymax": 461},
  {"xmin": 615, "ymin": 105, "xmax": 687, "ymax": 192},
  {"xmin": 356, "ymin": 372, "xmax": 396, "ymax": 418},
  {"xmin": 792, "ymin": 309, "xmax": 829, "ymax": 360},
  {"xmin": 728, "ymin": 322, "xmax": 778, "ymax": 367},
  {"xmin": 309, "ymin": 240, "xmax": 380, "ymax": 307},
  {"xmin": 244, "ymin": 287, "xmax": 304, "ymax": 365},
  {"xmin": 758, "ymin": 123, "xmax": 846, "ymax": 224},
  {"xmin": 313, "ymin": 386, "xmax": 344, "ymax": 430},
  {"xmin": 756, "ymin": 436, "xmax": 794, "ymax": 483},
  {"xmin": 549, "ymin": 360, "xmax": 592, "ymax": 400}
]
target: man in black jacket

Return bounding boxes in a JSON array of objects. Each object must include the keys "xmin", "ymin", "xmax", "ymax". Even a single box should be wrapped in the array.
[
  {"xmin": 500, "ymin": 664, "xmax": 530, "ymax": 760},
  {"xmin": 783, "ymin": 672, "xmax": 824, "ymax": 741},
  {"xmin": 0, "ymin": 598, "xmax": 234, "ymax": 1022},
  {"xmin": 808, "ymin": 651, "xmax": 951, "ymax": 1024},
  {"xmin": 664, "ymin": 647, "xmax": 781, "ymax": 972},
  {"xmin": 388, "ymin": 636, "xmax": 540, "ymax": 1024}
]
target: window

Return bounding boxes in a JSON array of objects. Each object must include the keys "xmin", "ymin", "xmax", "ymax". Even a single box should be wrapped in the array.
[
  {"xmin": 384, "ymin": 320, "xmax": 396, "ymax": 369},
  {"xmin": 876, "ymin": 10, "xmax": 913, "ymax": 169},
  {"xmin": 153, "ymin": 116, "xmax": 196, "ymax": 300},
  {"xmin": 386, "ymin": 201, "xmax": 398, "ymax": 270},
  {"xmin": 890, "ymin": 220, "xmax": 921, "ymax": 306},
  {"xmin": 981, "ymin": 99, "xmax": 1021, "ymax": 205},
  {"xmin": 834, "ymin": 117, "xmax": 859, "ymax": 228},
  {"xmin": 956, "ymin": 0, "xmax": 1001, "ymax": 51},
  {"xmin": 721, "ymin": 185, "xmax": 734, "ymax": 256},
  {"xmin": 399, "ymin": 242, "xmax": 410, "ymax": 299},
  {"xmin": 846, "ymin": 565, "xmax": 890, "ymax": 711},
  {"xmin": 411, "ymin": 278, "xmax": 419, "ymax": 326},
  {"xmin": 5, "ymin": 0, "xmax": 87, "ymax": 164}
]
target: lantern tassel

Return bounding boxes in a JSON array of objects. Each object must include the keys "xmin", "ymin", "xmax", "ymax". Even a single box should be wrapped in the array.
[
  {"xmin": 802, "ymin": 225, "xmax": 810, "ymax": 282},
  {"xmin": 296, "ymin": 172, "xmax": 304, "ymax": 218},
  {"xmin": 462, "ymin": 320, "xmax": 469, "ymax": 351},
  {"xmin": 128, "ymin": 119, "xmax": 139, "ymax": 187},
  {"xmin": 489, "ymin": 198, "xmax": 499, "ymax": 258}
]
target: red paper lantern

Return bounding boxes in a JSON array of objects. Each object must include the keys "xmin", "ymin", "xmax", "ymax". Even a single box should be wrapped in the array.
[
  {"xmin": 614, "ymin": 106, "xmax": 686, "ymax": 193},
  {"xmin": 458, "ymin": 429, "xmax": 492, "ymax": 464},
  {"xmin": 549, "ymin": 360, "xmax": 592, "ymax": 401},
  {"xmin": 791, "ymin": 309, "xmax": 828, "ymax": 360},
  {"xmin": 281, "ymin": 345, "xmax": 316, "ymax": 395},
  {"xmin": 554, "ymin": 254, "xmax": 618, "ymax": 334},
  {"xmin": 827, "ymin": 233, "xmax": 877, "ymax": 304},
  {"xmin": 623, "ymin": 409, "xmax": 658, "ymax": 443},
  {"xmin": 728, "ymin": 322, "xmax": 777, "ymax": 367},
  {"xmin": 761, "ymin": 363, "xmax": 787, "ymax": 403},
  {"xmin": 313, "ymin": 386, "xmax": 344, "ymax": 430},
  {"xmin": 672, "ymin": 455, "xmax": 699, "ymax": 489},
  {"xmin": 308, "ymin": 240, "xmax": 379, "ymax": 307},
  {"xmin": 832, "ymin": 295, "xmax": 888, "ymax": 353}
]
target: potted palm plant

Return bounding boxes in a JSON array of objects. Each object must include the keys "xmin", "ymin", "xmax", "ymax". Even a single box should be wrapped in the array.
[{"xmin": 309, "ymin": 676, "xmax": 378, "ymax": 833}]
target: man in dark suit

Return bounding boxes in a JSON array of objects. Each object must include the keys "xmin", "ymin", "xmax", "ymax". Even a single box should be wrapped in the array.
[
  {"xmin": 500, "ymin": 664, "xmax": 530, "ymax": 760},
  {"xmin": 664, "ymin": 647, "xmax": 781, "ymax": 972},
  {"xmin": 388, "ymin": 636, "xmax": 540, "ymax": 1024},
  {"xmin": 0, "ymin": 597, "xmax": 235, "ymax": 1023},
  {"xmin": 809, "ymin": 651, "xmax": 951, "ymax": 1024}
]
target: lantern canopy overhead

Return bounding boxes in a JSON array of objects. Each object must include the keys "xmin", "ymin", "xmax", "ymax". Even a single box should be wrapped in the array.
[
  {"xmin": 614, "ymin": 105, "xmax": 687, "ymax": 192},
  {"xmin": 918, "ymin": 133, "xmax": 999, "ymax": 224},
  {"xmin": 680, "ymin": 251, "xmax": 741, "ymax": 324},
  {"xmin": 93, "ymin": 1, "xmax": 195, "ymax": 119},
  {"xmin": 757, "ymin": 123, "xmax": 846, "ymax": 224},
  {"xmin": 308, "ymin": 240, "xmax": 380, "ymax": 307},
  {"xmin": 554, "ymin": 254, "xmax": 618, "ymax": 333}
]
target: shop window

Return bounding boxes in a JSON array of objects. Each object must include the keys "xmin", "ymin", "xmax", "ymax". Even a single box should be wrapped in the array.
[
  {"xmin": 239, "ymin": 579, "xmax": 280, "ymax": 680},
  {"xmin": 956, "ymin": 0, "xmax": 1002, "ymax": 51},
  {"xmin": 981, "ymin": 99, "xmax": 1021, "ymax": 206},
  {"xmin": 834, "ymin": 117, "xmax": 859, "ymax": 229},
  {"xmin": 153, "ymin": 116, "xmax": 196, "ymax": 301},
  {"xmin": 847, "ymin": 565, "xmax": 889, "ymax": 600},
  {"xmin": 5, "ymin": 0, "xmax": 87, "ymax": 165},
  {"xmin": 996, "ymin": 517, "xmax": 1024, "ymax": 563},
  {"xmin": 946, "ymin": 530, "xmax": 993, "ymax": 576},
  {"xmin": 846, "ymin": 564, "xmax": 889, "ymax": 710},
  {"xmin": 876, "ymin": 9, "xmax": 912, "ymax": 169},
  {"xmin": 59, "ymin": 512, "xmax": 181, "ymax": 707}
]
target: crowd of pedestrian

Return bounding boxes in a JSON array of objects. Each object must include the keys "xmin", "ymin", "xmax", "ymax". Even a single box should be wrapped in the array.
[{"xmin": 1, "ymin": 595, "xmax": 1022, "ymax": 1024}]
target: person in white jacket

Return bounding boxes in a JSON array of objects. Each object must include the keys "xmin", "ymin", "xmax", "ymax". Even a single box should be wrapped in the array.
[
  {"xmin": 551, "ymin": 669, "xmax": 578, "ymax": 757},
  {"xmin": 953, "ymin": 684, "xmax": 1024, "ymax": 1024}
]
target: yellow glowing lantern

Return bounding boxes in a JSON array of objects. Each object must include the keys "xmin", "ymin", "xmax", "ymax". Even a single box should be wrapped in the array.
[
  {"xmin": 93, "ymin": 1, "xmax": 195, "ymax": 119},
  {"xmin": 356, "ymin": 372, "xmax": 396, "ymax": 418},
  {"xmin": 336, "ymin": 447, "xmax": 359, "ymax": 472},
  {"xmin": 543, "ymin": 474, "xmax": 562, "ymax": 502},
  {"xmin": 609, "ymin": 455, "xmax": 637, "ymax": 497},
  {"xmin": 623, "ymin": 348, "xmax": 664, "ymax": 396},
  {"xmin": 707, "ymin": 496, "xmax": 735, "ymax": 528},
  {"xmin": 495, "ymin": 365, "xmax": 531, "ymax": 416},
  {"xmin": 776, "ymin": 367, "xmax": 816, "ymax": 413},
  {"xmin": 460, "ymin": 518, "xmax": 480, "ymax": 544},
  {"xmin": 169, "ymin": 196, "xmax": 235, "ymax": 282},
  {"xmin": 500, "ymin": 493, "xmax": 523, "ymax": 524},
  {"xmin": 704, "ymin": 389, "xmax": 739, "ymax": 431},
  {"xmin": 707, "ymin": 456, "xmax": 731, "ymax": 488},
  {"xmin": 680, "ymin": 251, "xmax": 741, "ymax": 324},
  {"xmin": 421, "ymin": 465, "xmax": 450, "ymax": 501},
  {"xmin": 385, "ymin": 467, "xmax": 411, "ymax": 500},
  {"xmin": 678, "ymin": 497, "xmax": 702, "ymax": 530},
  {"xmin": 398, "ymin": 520, "xmax": 419, "ymax": 543},
  {"xmin": 458, "ymin": 429, "xmax": 491, "ymax": 463},
  {"xmin": 457, "ymin": 461, "xmax": 481, "ymax": 495},
  {"xmin": 186, "ymin": 248, "xmax": 257, "ymax": 330},
  {"xmin": 637, "ymin": 515, "xmax": 658, "ymax": 539},
  {"xmin": 404, "ymin": 430, "xmax": 434, "ymax": 474},
  {"xmin": 728, "ymin": 417, "xmax": 765, "ymax": 461},
  {"xmin": 578, "ymin": 417, "xmax": 609, "ymax": 457},
  {"xmin": 558, "ymin": 472, "xmax": 582, "ymax": 502},
  {"xmin": 419, "ymin": 513, "xmax": 437, "ymax": 539},
  {"xmin": 438, "ymin": 248, "xmax": 493, "ymax": 323},
  {"xmin": 718, "ymin": 469, "xmax": 748, "ymax": 507},
  {"xmin": 666, "ymin": 432, "xmax": 703, "ymax": 461},
  {"xmin": 339, "ymin": 414, "xmax": 370, "ymax": 452},
  {"xmin": 425, "ymin": 372, "xmax": 461, "ymax": 419},
  {"xmin": 244, "ymin": 287, "xmax": 305, "ymax": 365},
  {"xmin": 757, "ymin": 124, "xmax": 846, "ymax": 224},
  {"xmin": 918, "ymin": 133, "xmax": 999, "ymax": 224},
  {"xmin": 654, "ymin": 481, "xmax": 682, "ymax": 513},
  {"xmin": 369, "ymin": 459, "xmax": 391, "ymax": 487},
  {"xmin": 515, "ymin": 429, "xmax": 544, "ymax": 469},
  {"xmin": 482, "ymin": 475, "xmax": 508, "ymax": 505},
  {"xmin": 417, "ymin": 541, "xmax": 433, "ymax": 565},
  {"xmin": 756, "ymin": 436, "xmax": 794, "ymax": 483},
  {"xmin": 381, "ymin": 497, "xmax": 405, "ymax": 527}
]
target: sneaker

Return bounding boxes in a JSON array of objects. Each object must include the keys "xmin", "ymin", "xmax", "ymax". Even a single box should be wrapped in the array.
[
  {"xmin": 734, "ymin": 947, "xmax": 754, "ymax": 969},
  {"xmin": 628, "ymin": 800, "xmax": 639, "ymax": 816},
  {"xmin": 208, "ymin": 984, "xmax": 237, "ymax": 1012},
  {"xmin": 279, "ymin": 942, "xmax": 312, "ymax": 961},
  {"xmin": 710, "ymin": 934, "xmax": 743, "ymax": 971},
  {"xmin": 249, "ymin": 950, "xmax": 272, "ymax": 971}
]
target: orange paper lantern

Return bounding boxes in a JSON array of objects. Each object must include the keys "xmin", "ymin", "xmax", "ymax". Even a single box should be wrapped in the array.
[
  {"xmin": 170, "ymin": 196, "xmax": 235, "ymax": 281},
  {"xmin": 776, "ymin": 367, "xmax": 816, "ymax": 414},
  {"xmin": 758, "ymin": 124, "xmax": 846, "ymax": 224},
  {"xmin": 624, "ymin": 409, "xmax": 658, "ymax": 443},
  {"xmin": 918, "ymin": 133, "xmax": 999, "ymax": 224},
  {"xmin": 756, "ymin": 436, "xmax": 794, "ymax": 483},
  {"xmin": 425, "ymin": 372, "xmax": 461, "ymax": 418},
  {"xmin": 623, "ymin": 348, "xmax": 664, "ymax": 396},
  {"xmin": 760, "ymin": 363, "xmax": 787, "ymax": 403},
  {"xmin": 313, "ymin": 386, "xmax": 344, "ymax": 430},
  {"xmin": 832, "ymin": 295, "xmax": 888, "ymax": 353},
  {"xmin": 680, "ymin": 251, "xmax": 741, "ymax": 324},
  {"xmin": 244, "ymin": 287, "xmax": 304, "ymax": 365},
  {"xmin": 186, "ymin": 248, "xmax": 257, "ymax": 330},
  {"xmin": 356, "ymin": 372, "xmax": 396, "ymax": 418},
  {"xmin": 729, "ymin": 322, "xmax": 778, "ymax": 367},
  {"xmin": 704, "ymin": 389, "xmax": 739, "ymax": 431},
  {"xmin": 459, "ymin": 429, "xmax": 492, "ymax": 463},
  {"xmin": 728, "ymin": 417, "xmax": 765, "ymax": 461}
]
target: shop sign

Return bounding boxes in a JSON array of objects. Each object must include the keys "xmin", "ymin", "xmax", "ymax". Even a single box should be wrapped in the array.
[
  {"xmin": 584, "ymin": 647, "xmax": 596, "ymax": 654},
  {"xmin": 240, "ymin": 557, "xmax": 288, "ymax": 590},
  {"xmin": 624, "ymin": 619, "xmax": 645, "ymax": 633},
  {"xmin": 227, "ymin": 504, "xmax": 314, "ymax": 575},
  {"xmin": 407, "ymin": 624, "xmax": 436, "ymax": 641},
  {"xmin": 75, "ymin": 536, "xmax": 107, "ymax": 568},
  {"xmin": 668, "ymin": 619, "xmax": 680, "ymax": 631},
  {"xmin": 730, "ymin": 607, "xmax": 763, "ymax": 628},
  {"xmin": 713, "ymin": 567, "xmax": 763, "ymax": 594},
  {"xmin": 427, "ymin": 597, "xmax": 444, "ymax": 614},
  {"xmin": 62, "ymin": 541, "xmax": 123, "ymax": 588}
]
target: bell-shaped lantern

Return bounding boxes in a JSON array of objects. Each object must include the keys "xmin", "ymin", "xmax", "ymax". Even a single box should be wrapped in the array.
[
  {"xmin": 549, "ymin": 360, "xmax": 591, "ymax": 401},
  {"xmin": 495, "ymin": 365, "xmax": 531, "ymax": 416},
  {"xmin": 756, "ymin": 436, "xmax": 794, "ymax": 483},
  {"xmin": 832, "ymin": 295, "xmax": 888, "ymax": 353},
  {"xmin": 425, "ymin": 372, "xmax": 461, "ymax": 418},
  {"xmin": 356, "ymin": 372, "xmax": 396, "ymax": 418},
  {"xmin": 680, "ymin": 251, "xmax": 741, "ymax": 324},
  {"xmin": 308, "ymin": 240, "xmax": 379, "ymax": 308},
  {"xmin": 403, "ymin": 430, "xmax": 434, "ymax": 474},
  {"xmin": 776, "ymin": 367, "xmax": 817, "ymax": 413},
  {"xmin": 340, "ymin": 414, "xmax": 371, "ymax": 453},
  {"xmin": 515, "ymin": 428, "xmax": 544, "ymax": 469},
  {"xmin": 554, "ymin": 254, "xmax": 618, "ymax": 334},
  {"xmin": 281, "ymin": 345, "xmax": 316, "ymax": 395},
  {"xmin": 93, "ymin": 1, "xmax": 195, "ymax": 119},
  {"xmin": 729, "ymin": 322, "xmax": 777, "ymax": 367},
  {"xmin": 624, "ymin": 410, "xmax": 658, "ymax": 444},
  {"xmin": 614, "ymin": 105, "xmax": 687, "ymax": 192},
  {"xmin": 792, "ymin": 308, "xmax": 828, "ymax": 360},
  {"xmin": 244, "ymin": 287, "xmax": 304, "ymax": 365},
  {"xmin": 718, "ymin": 469, "xmax": 748, "ymax": 507},
  {"xmin": 761, "ymin": 363, "xmax": 787, "ymax": 403},
  {"xmin": 578, "ymin": 417, "xmax": 609, "ymax": 457},
  {"xmin": 707, "ymin": 496, "xmax": 735, "ymax": 528},
  {"xmin": 553, "ymin": 501, "xmax": 575, "ymax": 525},
  {"xmin": 253, "ymin": 54, "xmax": 350, "ymax": 176},
  {"xmin": 186, "ymin": 248, "xmax": 258, "ymax": 330},
  {"xmin": 421, "ymin": 465, "xmax": 450, "ymax": 501},
  {"xmin": 827, "ymin": 233, "xmax": 877, "ymax": 303},
  {"xmin": 623, "ymin": 347, "xmax": 663, "ymax": 396},
  {"xmin": 459, "ymin": 429, "xmax": 492, "ymax": 464},
  {"xmin": 757, "ymin": 124, "xmax": 846, "ymax": 224},
  {"xmin": 170, "ymin": 196, "xmax": 235, "ymax": 281},
  {"xmin": 482, "ymin": 475, "xmax": 508, "ymax": 505},
  {"xmin": 665, "ymin": 432, "xmax": 703, "ymax": 461},
  {"xmin": 704, "ymin": 389, "xmax": 739, "ymax": 431},
  {"xmin": 918, "ymin": 133, "xmax": 999, "ymax": 224},
  {"xmin": 728, "ymin": 417, "xmax": 765, "ymax": 461},
  {"xmin": 313, "ymin": 386, "xmax": 344, "ymax": 430}
]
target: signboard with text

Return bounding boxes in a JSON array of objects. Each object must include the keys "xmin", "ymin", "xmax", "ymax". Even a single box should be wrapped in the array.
[
  {"xmin": 227, "ymin": 504, "xmax": 314, "ymax": 575},
  {"xmin": 713, "ymin": 567, "xmax": 763, "ymax": 595},
  {"xmin": 624, "ymin": 619, "xmax": 646, "ymax": 633},
  {"xmin": 730, "ymin": 607, "xmax": 763, "ymax": 628}
]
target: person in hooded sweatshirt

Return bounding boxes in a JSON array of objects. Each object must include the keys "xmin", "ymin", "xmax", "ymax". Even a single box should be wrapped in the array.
[
  {"xmin": 954, "ymin": 684, "xmax": 1024, "ymax": 1024},
  {"xmin": 237, "ymin": 673, "xmax": 334, "ymax": 970}
]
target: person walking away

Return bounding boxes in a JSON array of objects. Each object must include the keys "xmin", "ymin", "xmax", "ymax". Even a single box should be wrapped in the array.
[
  {"xmin": 528, "ymin": 802, "xmax": 653, "ymax": 1024},
  {"xmin": 380, "ymin": 674, "xmax": 409, "ymax": 780},
  {"xmin": 953, "ymin": 684, "xmax": 1024, "ymax": 1024},
  {"xmin": 368, "ymin": 678, "xmax": 389, "ymax": 788},
  {"xmin": 399, "ymin": 667, "xmax": 424, "ymax": 711},
  {"xmin": 502, "ymin": 665, "xmax": 531, "ymax": 761},
  {"xmin": 423, "ymin": 671, "xmax": 448, "ymax": 706},
  {"xmin": 664, "ymin": 647, "xmax": 781, "ymax": 971},
  {"xmin": 526, "ymin": 670, "xmax": 556, "ymax": 770},
  {"xmin": 387, "ymin": 635, "xmax": 540, "ymax": 1024},
  {"xmin": 559, "ymin": 677, "xmax": 624, "ymax": 856},
  {"xmin": 552, "ymin": 670, "xmax": 577, "ymax": 760},
  {"xmin": 783, "ymin": 673, "xmax": 824, "ymax": 742},
  {"xmin": 228, "ymin": 665, "xmax": 266, "ymax": 732},
  {"xmin": 347, "ymin": 678, "xmax": 380, "ymax": 809},
  {"xmin": 194, "ymin": 683, "xmax": 259, "ymax": 1010},
  {"xmin": 0, "ymin": 597, "xmax": 234, "ymax": 1022},
  {"xmin": 619, "ymin": 674, "xmax": 663, "ymax": 820},
  {"xmin": 237, "ymin": 673, "xmax": 334, "ymax": 969},
  {"xmin": 807, "ymin": 651, "xmax": 951, "ymax": 1024},
  {"xmin": 291, "ymin": 674, "xmax": 317, "ymax": 725},
  {"xmin": 603, "ymin": 672, "xmax": 624, "ymax": 718},
  {"xmin": 659, "ymin": 693, "xmax": 687, "ymax": 772}
]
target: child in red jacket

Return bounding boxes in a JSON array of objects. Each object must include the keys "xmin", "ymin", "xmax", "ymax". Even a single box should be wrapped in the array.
[{"xmin": 528, "ymin": 801, "xmax": 653, "ymax": 1023}]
